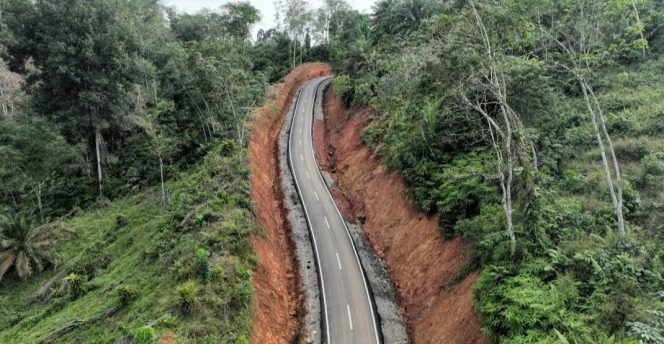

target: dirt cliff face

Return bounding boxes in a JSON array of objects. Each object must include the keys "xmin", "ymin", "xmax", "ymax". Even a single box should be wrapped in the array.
[
  {"xmin": 314, "ymin": 88, "xmax": 490, "ymax": 344},
  {"xmin": 248, "ymin": 63, "xmax": 332, "ymax": 344}
]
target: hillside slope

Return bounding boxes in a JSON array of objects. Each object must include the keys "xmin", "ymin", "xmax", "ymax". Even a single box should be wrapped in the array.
[{"xmin": 0, "ymin": 142, "xmax": 256, "ymax": 343}]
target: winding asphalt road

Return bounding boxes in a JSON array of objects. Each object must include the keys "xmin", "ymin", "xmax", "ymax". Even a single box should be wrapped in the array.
[{"xmin": 288, "ymin": 76, "xmax": 381, "ymax": 344}]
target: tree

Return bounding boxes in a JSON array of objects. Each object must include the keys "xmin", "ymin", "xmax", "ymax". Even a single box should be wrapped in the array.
[
  {"xmin": 221, "ymin": 2, "xmax": 261, "ymax": 43},
  {"xmin": 134, "ymin": 100, "xmax": 176, "ymax": 205},
  {"xmin": 4, "ymin": 0, "xmax": 147, "ymax": 196},
  {"xmin": 0, "ymin": 59, "xmax": 21, "ymax": 120},
  {"xmin": 275, "ymin": 0, "xmax": 312, "ymax": 68},
  {"xmin": 534, "ymin": 0, "xmax": 645, "ymax": 236},
  {"xmin": 0, "ymin": 213, "xmax": 71, "ymax": 282}
]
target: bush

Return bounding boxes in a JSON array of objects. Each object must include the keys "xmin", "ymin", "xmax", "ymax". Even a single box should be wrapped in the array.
[
  {"xmin": 133, "ymin": 326, "xmax": 157, "ymax": 344},
  {"xmin": 64, "ymin": 273, "xmax": 88, "ymax": 299},
  {"xmin": 176, "ymin": 281, "xmax": 197, "ymax": 315},
  {"xmin": 332, "ymin": 75, "xmax": 354, "ymax": 107},
  {"xmin": 642, "ymin": 153, "xmax": 664, "ymax": 176},
  {"xmin": 115, "ymin": 214, "xmax": 128, "ymax": 228},
  {"xmin": 562, "ymin": 170, "xmax": 584, "ymax": 193},
  {"xmin": 195, "ymin": 248, "xmax": 210, "ymax": 282},
  {"xmin": 117, "ymin": 285, "xmax": 139, "ymax": 306}
]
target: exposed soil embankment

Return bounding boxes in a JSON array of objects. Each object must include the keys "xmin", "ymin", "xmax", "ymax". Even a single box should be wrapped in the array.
[
  {"xmin": 249, "ymin": 63, "xmax": 332, "ymax": 344},
  {"xmin": 314, "ymin": 88, "xmax": 490, "ymax": 344}
]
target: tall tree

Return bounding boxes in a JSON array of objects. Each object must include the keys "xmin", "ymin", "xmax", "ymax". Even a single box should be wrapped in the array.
[
  {"xmin": 4, "ymin": 0, "xmax": 147, "ymax": 196},
  {"xmin": 275, "ymin": 0, "xmax": 312, "ymax": 68},
  {"xmin": 221, "ymin": 2, "xmax": 261, "ymax": 43},
  {"xmin": 535, "ymin": 0, "xmax": 645, "ymax": 236}
]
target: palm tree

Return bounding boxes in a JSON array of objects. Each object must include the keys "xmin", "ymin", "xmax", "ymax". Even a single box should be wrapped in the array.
[{"xmin": 0, "ymin": 213, "xmax": 61, "ymax": 282}]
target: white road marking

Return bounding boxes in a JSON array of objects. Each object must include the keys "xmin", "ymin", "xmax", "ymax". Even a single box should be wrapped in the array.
[
  {"xmin": 347, "ymin": 304, "xmax": 353, "ymax": 331},
  {"xmin": 299, "ymin": 127, "xmax": 302, "ymax": 133},
  {"xmin": 299, "ymin": 139, "xmax": 301, "ymax": 146},
  {"xmin": 301, "ymin": 153, "xmax": 304, "ymax": 161},
  {"xmin": 324, "ymin": 216, "xmax": 330, "ymax": 229},
  {"xmin": 314, "ymin": 191, "xmax": 319, "ymax": 200},
  {"xmin": 306, "ymin": 170, "xmax": 311, "ymax": 179},
  {"xmin": 336, "ymin": 252, "xmax": 342, "ymax": 270}
]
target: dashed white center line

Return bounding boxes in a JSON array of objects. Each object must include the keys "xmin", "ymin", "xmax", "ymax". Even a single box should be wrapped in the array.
[
  {"xmin": 299, "ymin": 139, "xmax": 301, "ymax": 146},
  {"xmin": 336, "ymin": 252, "xmax": 342, "ymax": 270},
  {"xmin": 324, "ymin": 216, "xmax": 330, "ymax": 229},
  {"xmin": 306, "ymin": 170, "xmax": 311, "ymax": 179},
  {"xmin": 314, "ymin": 191, "xmax": 319, "ymax": 200},
  {"xmin": 300, "ymin": 153, "xmax": 304, "ymax": 161},
  {"xmin": 299, "ymin": 127, "xmax": 302, "ymax": 133},
  {"xmin": 347, "ymin": 304, "xmax": 353, "ymax": 331}
]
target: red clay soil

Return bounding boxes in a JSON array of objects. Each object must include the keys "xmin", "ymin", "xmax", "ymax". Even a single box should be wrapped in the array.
[
  {"xmin": 249, "ymin": 63, "xmax": 332, "ymax": 344},
  {"xmin": 314, "ymin": 88, "xmax": 490, "ymax": 344}
]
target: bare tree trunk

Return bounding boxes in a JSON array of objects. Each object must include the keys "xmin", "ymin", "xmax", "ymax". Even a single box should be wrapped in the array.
[
  {"xmin": 36, "ymin": 182, "xmax": 44, "ymax": 222},
  {"xmin": 530, "ymin": 141, "xmax": 539, "ymax": 171},
  {"xmin": 499, "ymin": 106, "xmax": 516, "ymax": 257},
  {"xmin": 95, "ymin": 126, "xmax": 103, "ymax": 195},
  {"xmin": 158, "ymin": 153, "xmax": 166, "ymax": 205},
  {"xmin": 586, "ymin": 82, "xmax": 625, "ymax": 235},
  {"xmin": 10, "ymin": 191, "xmax": 17, "ymax": 208},
  {"xmin": 470, "ymin": 0, "xmax": 518, "ymax": 256},
  {"xmin": 580, "ymin": 79, "xmax": 625, "ymax": 235},
  {"xmin": 487, "ymin": 119, "xmax": 516, "ymax": 257}
]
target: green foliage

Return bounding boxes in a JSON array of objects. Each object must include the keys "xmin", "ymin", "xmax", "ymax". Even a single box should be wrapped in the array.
[
  {"xmin": 642, "ymin": 153, "xmax": 664, "ymax": 176},
  {"xmin": 0, "ymin": 212, "xmax": 66, "ymax": 282},
  {"xmin": 328, "ymin": 0, "xmax": 664, "ymax": 341},
  {"xmin": 117, "ymin": 285, "xmax": 139, "ymax": 307},
  {"xmin": 133, "ymin": 326, "xmax": 157, "ymax": 344},
  {"xmin": 64, "ymin": 273, "xmax": 88, "ymax": 299},
  {"xmin": 332, "ymin": 75, "xmax": 354, "ymax": 107},
  {"xmin": 195, "ymin": 248, "xmax": 211, "ymax": 282},
  {"xmin": 115, "ymin": 215, "xmax": 128, "ymax": 229},
  {"xmin": 176, "ymin": 281, "xmax": 197, "ymax": 315}
]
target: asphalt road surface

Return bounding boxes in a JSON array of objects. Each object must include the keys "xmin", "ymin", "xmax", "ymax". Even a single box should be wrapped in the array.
[{"xmin": 288, "ymin": 76, "xmax": 381, "ymax": 344}]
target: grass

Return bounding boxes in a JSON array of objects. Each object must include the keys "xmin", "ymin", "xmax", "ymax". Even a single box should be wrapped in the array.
[{"xmin": 0, "ymin": 141, "xmax": 256, "ymax": 344}]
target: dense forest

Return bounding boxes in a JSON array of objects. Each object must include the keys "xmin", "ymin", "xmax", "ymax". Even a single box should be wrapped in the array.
[{"xmin": 1, "ymin": 0, "xmax": 664, "ymax": 343}]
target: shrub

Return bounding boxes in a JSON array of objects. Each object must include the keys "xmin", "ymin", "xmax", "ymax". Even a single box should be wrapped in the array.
[
  {"xmin": 133, "ymin": 326, "xmax": 157, "ymax": 344},
  {"xmin": 64, "ymin": 273, "xmax": 88, "ymax": 299},
  {"xmin": 562, "ymin": 170, "xmax": 584, "ymax": 192},
  {"xmin": 642, "ymin": 153, "xmax": 664, "ymax": 176},
  {"xmin": 176, "ymin": 281, "xmax": 197, "ymax": 315},
  {"xmin": 117, "ymin": 285, "xmax": 139, "ymax": 306},
  {"xmin": 115, "ymin": 214, "xmax": 128, "ymax": 228},
  {"xmin": 332, "ymin": 75, "xmax": 354, "ymax": 107},
  {"xmin": 195, "ymin": 248, "xmax": 210, "ymax": 282}
]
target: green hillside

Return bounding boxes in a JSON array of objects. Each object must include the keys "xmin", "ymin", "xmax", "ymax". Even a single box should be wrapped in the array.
[
  {"xmin": 325, "ymin": 0, "xmax": 664, "ymax": 342},
  {"xmin": 0, "ymin": 142, "xmax": 256, "ymax": 343}
]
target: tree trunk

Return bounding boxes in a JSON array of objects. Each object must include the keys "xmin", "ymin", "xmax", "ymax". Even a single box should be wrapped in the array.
[
  {"xmin": 36, "ymin": 182, "xmax": 44, "ymax": 222},
  {"xmin": 159, "ymin": 153, "xmax": 166, "ymax": 205},
  {"xmin": 95, "ymin": 126, "xmax": 103, "ymax": 195},
  {"xmin": 580, "ymin": 80, "xmax": 625, "ymax": 235}
]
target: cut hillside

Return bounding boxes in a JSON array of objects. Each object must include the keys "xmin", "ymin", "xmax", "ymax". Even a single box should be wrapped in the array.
[
  {"xmin": 248, "ymin": 62, "xmax": 332, "ymax": 344},
  {"xmin": 0, "ymin": 142, "xmax": 257, "ymax": 343},
  {"xmin": 314, "ymin": 86, "xmax": 489, "ymax": 343}
]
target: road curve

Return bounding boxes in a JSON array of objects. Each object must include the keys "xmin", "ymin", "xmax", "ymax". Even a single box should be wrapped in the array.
[{"xmin": 287, "ymin": 76, "xmax": 381, "ymax": 344}]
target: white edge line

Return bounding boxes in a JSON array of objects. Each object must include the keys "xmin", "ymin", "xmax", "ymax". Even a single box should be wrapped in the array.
[
  {"xmin": 288, "ymin": 80, "xmax": 331, "ymax": 344},
  {"xmin": 336, "ymin": 252, "xmax": 343, "ymax": 271},
  {"xmin": 307, "ymin": 77, "xmax": 382, "ymax": 344},
  {"xmin": 347, "ymin": 304, "xmax": 353, "ymax": 331}
]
